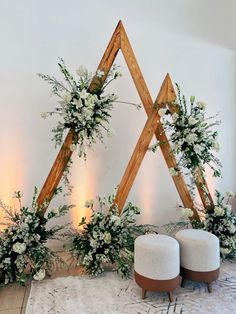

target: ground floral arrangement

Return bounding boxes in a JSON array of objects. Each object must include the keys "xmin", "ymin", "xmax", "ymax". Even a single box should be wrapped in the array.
[
  {"xmin": 69, "ymin": 195, "xmax": 147, "ymax": 278},
  {"xmin": 165, "ymin": 191, "xmax": 236, "ymax": 259},
  {"xmin": 0, "ymin": 188, "xmax": 72, "ymax": 286}
]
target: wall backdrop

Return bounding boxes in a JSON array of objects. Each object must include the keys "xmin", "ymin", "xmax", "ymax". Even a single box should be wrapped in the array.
[{"xmin": 0, "ymin": 0, "xmax": 235, "ymax": 234}]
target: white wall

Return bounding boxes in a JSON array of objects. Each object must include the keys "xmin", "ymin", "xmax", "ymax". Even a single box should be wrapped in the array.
[{"xmin": 0, "ymin": 0, "xmax": 236, "ymax": 230}]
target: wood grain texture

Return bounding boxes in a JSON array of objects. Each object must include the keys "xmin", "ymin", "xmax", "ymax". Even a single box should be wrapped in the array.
[
  {"xmin": 120, "ymin": 24, "xmax": 200, "ymax": 220},
  {"xmin": 36, "ymin": 22, "xmax": 122, "ymax": 215},
  {"xmin": 115, "ymin": 76, "xmax": 171, "ymax": 211}
]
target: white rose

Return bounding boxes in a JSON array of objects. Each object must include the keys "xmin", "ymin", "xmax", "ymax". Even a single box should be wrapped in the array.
[
  {"xmin": 193, "ymin": 144, "xmax": 205, "ymax": 155},
  {"xmin": 196, "ymin": 101, "xmax": 206, "ymax": 110},
  {"xmin": 73, "ymin": 98, "xmax": 82, "ymax": 108},
  {"xmin": 103, "ymin": 232, "xmax": 111, "ymax": 244},
  {"xmin": 79, "ymin": 89, "xmax": 89, "ymax": 100},
  {"xmin": 186, "ymin": 133, "xmax": 198, "ymax": 144},
  {"xmin": 214, "ymin": 206, "xmax": 225, "ymax": 217},
  {"xmin": 76, "ymin": 66, "xmax": 87, "ymax": 76},
  {"xmin": 188, "ymin": 116, "xmax": 198, "ymax": 125},
  {"xmin": 12, "ymin": 242, "xmax": 26, "ymax": 254},
  {"xmin": 33, "ymin": 269, "xmax": 46, "ymax": 281},
  {"xmin": 181, "ymin": 207, "xmax": 194, "ymax": 218},
  {"xmin": 61, "ymin": 92, "xmax": 72, "ymax": 103},
  {"xmin": 158, "ymin": 108, "xmax": 167, "ymax": 117}
]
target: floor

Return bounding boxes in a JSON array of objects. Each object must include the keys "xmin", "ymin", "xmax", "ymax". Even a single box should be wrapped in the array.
[{"xmin": 0, "ymin": 252, "xmax": 84, "ymax": 314}]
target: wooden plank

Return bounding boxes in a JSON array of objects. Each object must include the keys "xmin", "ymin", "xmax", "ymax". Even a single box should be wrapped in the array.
[
  {"xmin": 119, "ymin": 24, "xmax": 200, "ymax": 220},
  {"xmin": 36, "ymin": 21, "xmax": 122, "ymax": 215},
  {"xmin": 115, "ymin": 74, "xmax": 200, "ymax": 221},
  {"xmin": 115, "ymin": 75, "xmax": 167, "ymax": 211}
]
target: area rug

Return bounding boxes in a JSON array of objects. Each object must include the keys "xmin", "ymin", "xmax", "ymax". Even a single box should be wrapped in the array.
[{"xmin": 26, "ymin": 261, "xmax": 236, "ymax": 314}]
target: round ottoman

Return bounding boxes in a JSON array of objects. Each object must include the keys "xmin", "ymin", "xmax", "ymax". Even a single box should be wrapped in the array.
[
  {"xmin": 134, "ymin": 234, "xmax": 180, "ymax": 302},
  {"xmin": 175, "ymin": 229, "xmax": 220, "ymax": 293}
]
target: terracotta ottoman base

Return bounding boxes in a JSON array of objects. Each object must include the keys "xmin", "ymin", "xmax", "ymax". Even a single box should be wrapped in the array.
[
  {"xmin": 180, "ymin": 267, "xmax": 220, "ymax": 293},
  {"xmin": 134, "ymin": 271, "xmax": 180, "ymax": 302}
]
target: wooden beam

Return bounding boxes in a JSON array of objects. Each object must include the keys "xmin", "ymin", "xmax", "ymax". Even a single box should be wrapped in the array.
[
  {"xmin": 119, "ymin": 25, "xmax": 200, "ymax": 219},
  {"xmin": 36, "ymin": 21, "xmax": 122, "ymax": 215}
]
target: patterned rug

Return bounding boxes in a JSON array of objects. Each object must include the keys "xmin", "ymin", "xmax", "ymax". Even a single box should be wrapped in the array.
[{"xmin": 26, "ymin": 261, "xmax": 236, "ymax": 314}]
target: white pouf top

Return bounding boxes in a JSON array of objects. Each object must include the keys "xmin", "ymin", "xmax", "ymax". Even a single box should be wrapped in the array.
[
  {"xmin": 134, "ymin": 234, "xmax": 179, "ymax": 280},
  {"xmin": 175, "ymin": 229, "xmax": 220, "ymax": 272}
]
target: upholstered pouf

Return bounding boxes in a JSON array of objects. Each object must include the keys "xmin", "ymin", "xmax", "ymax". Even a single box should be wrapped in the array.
[
  {"xmin": 134, "ymin": 234, "xmax": 180, "ymax": 302},
  {"xmin": 175, "ymin": 229, "xmax": 220, "ymax": 293}
]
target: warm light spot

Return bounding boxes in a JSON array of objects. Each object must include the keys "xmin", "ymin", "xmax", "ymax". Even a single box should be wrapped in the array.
[
  {"xmin": 0, "ymin": 136, "xmax": 25, "ymax": 231},
  {"xmin": 69, "ymin": 157, "xmax": 97, "ymax": 228}
]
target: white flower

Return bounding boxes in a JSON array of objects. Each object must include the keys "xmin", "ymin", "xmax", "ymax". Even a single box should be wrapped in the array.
[
  {"xmin": 96, "ymin": 69, "xmax": 105, "ymax": 78},
  {"xmin": 193, "ymin": 144, "xmax": 205, "ymax": 155},
  {"xmin": 33, "ymin": 269, "xmax": 46, "ymax": 281},
  {"xmin": 220, "ymin": 247, "xmax": 230, "ymax": 255},
  {"xmin": 188, "ymin": 116, "xmax": 198, "ymax": 125},
  {"xmin": 73, "ymin": 98, "xmax": 82, "ymax": 108},
  {"xmin": 172, "ymin": 112, "xmax": 178, "ymax": 122},
  {"xmin": 84, "ymin": 199, "xmax": 94, "ymax": 208},
  {"xmin": 228, "ymin": 223, "xmax": 236, "ymax": 234},
  {"xmin": 12, "ymin": 242, "xmax": 26, "ymax": 254},
  {"xmin": 40, "ymin": 112, "xmax": 48, "ymax": 119},
  {"xmin": 4, "ymin": 258, "xmax": 11, "ymax": 264},
  {"xmin": 226, "ymin": 191, "xmax": 234, "ymax": 198},
  {"xmin": 103, "ymin": 232, "xmax": 111, "ymax": 244},
  {"xmin": 169, "ymin": 167, "xmax": 179, "ymax": 176},
  {"xmin": 90, "ymin": 238, "xmax": 98, "ymax": 249},
  {"xmin": 212, "ymin": 141, "xmax": 220, "ymax": 152},
  {"xmin": 51, "ymin": 207, "xmax": 60, "ymax": 215},
  {"xmin": 76, "ymin": 66, "xmax": 87, "ymax": 76},
  {"xmin": 79, "ymin": 89, "xmax": 89, "ymax": 100},
  {"xmin": 214, "ymin": 206, "xmax": 225, "ymax": 217},
  {"xmin": 181, "ymin": 207, "xmax": 193, "ymax": 218},
  {"xmin": 186, "ymin": 133, "xmax": 198, "ymax": 144},
  {"xmin": 158, "ymin": 107, "xmax": 167, "ymax": 117},
  {"xmin": 70, "ymin": 144, "xmax": 77, "ymax": 152},
  {"xmin": 197, "ymin": 101, "xmax": 206, "ymax": 110},
  {"xmin": 61, "ymin": 92, "xmax": 72, "ymax": 103}
]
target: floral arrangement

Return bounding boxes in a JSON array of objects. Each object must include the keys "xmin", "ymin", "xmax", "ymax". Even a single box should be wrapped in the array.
[
  {"xmin": 0, "ymin": 188, "xmax": 72, "ymax": 285},
  {"xmin": 203, "ymin": 191, "xmax": 236, "ymax": 258},
  {"xmin": 38, "ymin": 60, "xmax": 121, "ymax": 159},
  {"xmin": 169, "ymin": 191, "xmax": 236, "ymax": 259},
  {"xmin": 157, "ymin": 84, "xmax": 221, "ymax": 179},
  {"xmin": 69, "ymin": 194, "xmax": 147, "ymax": 278}
]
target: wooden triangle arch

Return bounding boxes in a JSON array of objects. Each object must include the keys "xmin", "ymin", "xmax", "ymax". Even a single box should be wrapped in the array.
[{"xmin": 36, "ymin": 21, "xmax": 214, "ymax": 221}]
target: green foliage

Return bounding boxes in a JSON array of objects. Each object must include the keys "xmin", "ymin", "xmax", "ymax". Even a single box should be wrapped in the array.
[
  {"xmin": 0, "ymin": 188, "xmax": 72, "ymax": 286},
  {"xmin": 69, "ymin": 194, "xmax": 147, "ymax": 278}
]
